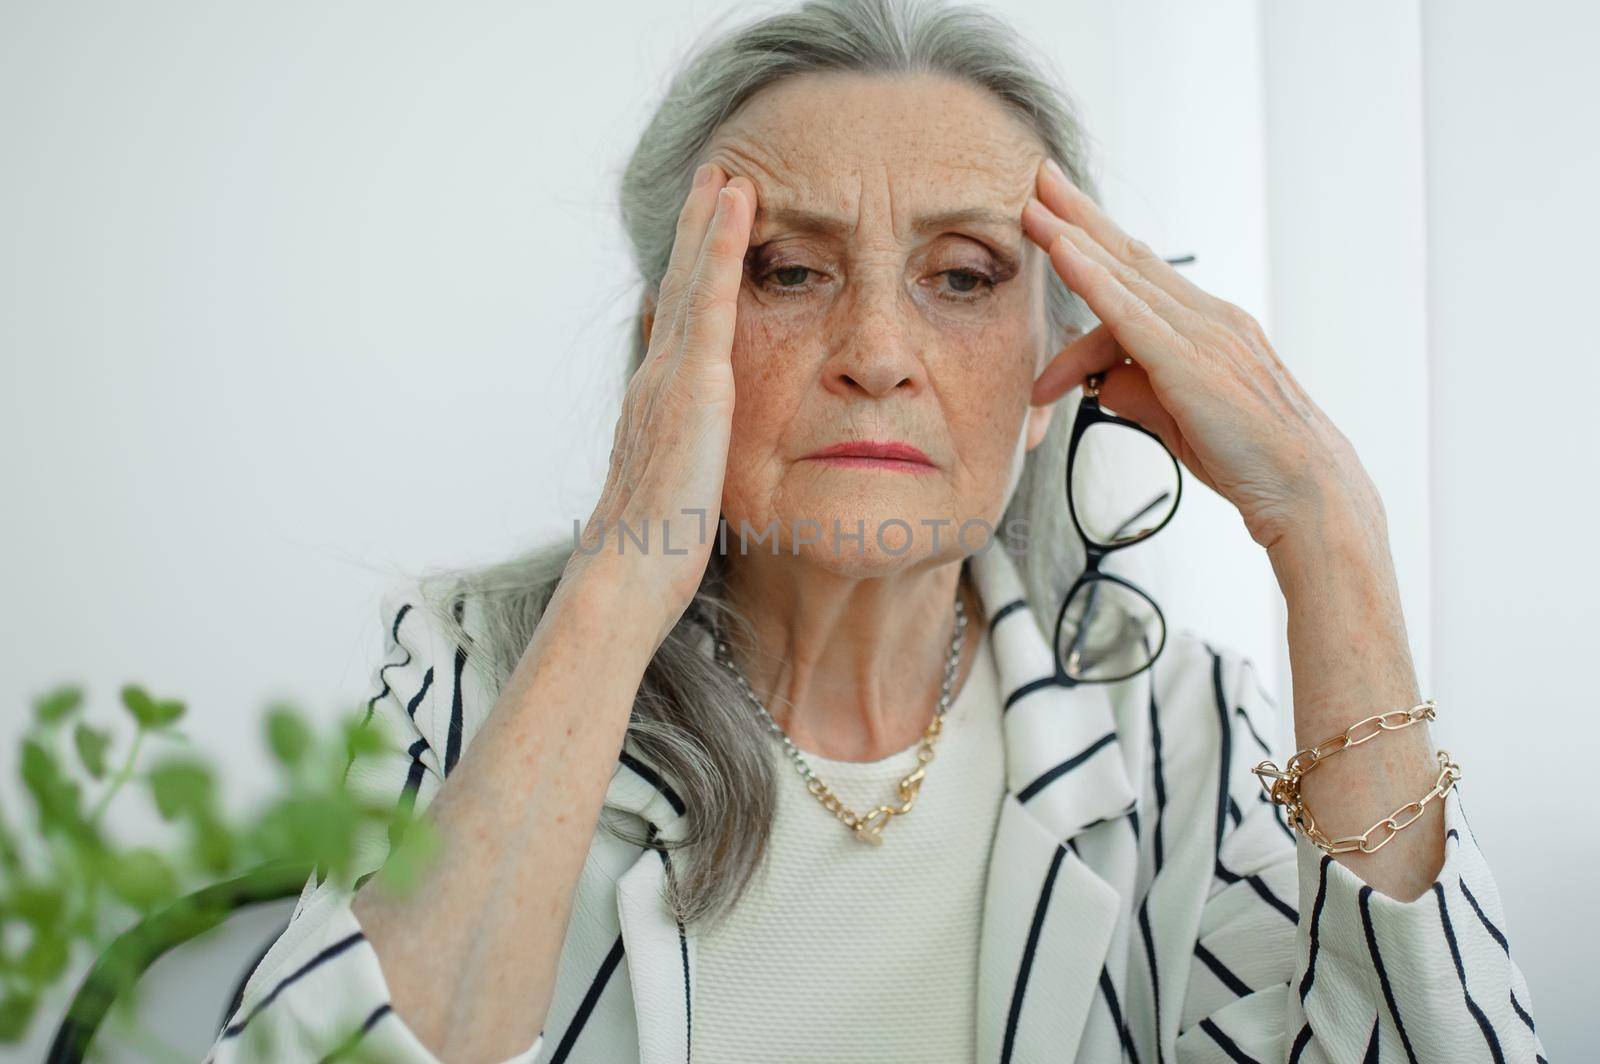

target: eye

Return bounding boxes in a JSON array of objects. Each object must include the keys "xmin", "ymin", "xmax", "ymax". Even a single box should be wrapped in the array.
[
  {"xmin": 769, "ymin": 265, "xmax": 812, "ymax": 288},
  {"xmin": 754, "ymin": 261, "xmax": 822, "ymax": 299},
  {"xmin": 933, "ymin": 268, "xmax": 997, "ymax": 303},
  {"xmin": 751, "ymin": 259, "xmax": 1000, "ymax": 302}
]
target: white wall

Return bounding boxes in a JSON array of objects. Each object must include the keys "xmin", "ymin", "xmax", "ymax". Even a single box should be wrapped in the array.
[
  {"xmin": 1259, "ymin": 3, "xmax": 1433, "ymax": 694},
  {"xmin": 1, "ymin": 0, "xmax": 1586, "ymax": 1056},
  {"xmin": 1420, "ymin": 1, "xmax": 1599, "ymax": 1053}
]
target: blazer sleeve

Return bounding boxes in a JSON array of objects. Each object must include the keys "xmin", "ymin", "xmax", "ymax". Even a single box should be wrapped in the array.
[
  {"xmin": 204, "ymin": 589, "xmax": 545, "ymax": 1064},
  {"xmin": 1173, "ymin": 649, "xmax": 1547, "ymax": 1064}
]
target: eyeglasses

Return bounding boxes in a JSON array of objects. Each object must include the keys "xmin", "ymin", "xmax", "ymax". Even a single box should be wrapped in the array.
[{"xmin": 1052, "ymin": 369, "xmax": 1183, "ymax": 685}]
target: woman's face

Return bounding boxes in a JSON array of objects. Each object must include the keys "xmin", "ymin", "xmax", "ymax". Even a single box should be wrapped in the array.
[{"xmin": 704, "ymin": 70, "xmax": 1055, "ymax": 575}]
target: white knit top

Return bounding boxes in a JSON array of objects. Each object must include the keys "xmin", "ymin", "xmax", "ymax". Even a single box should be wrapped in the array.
[{"xmin": 692, "ymin": 622, "xmax": 1006, "ymax": 1063}]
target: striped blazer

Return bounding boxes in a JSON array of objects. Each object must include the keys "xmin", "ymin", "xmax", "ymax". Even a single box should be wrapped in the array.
[{"xmin": 207, "ymin": 544, "xmax": 1547, "ymax": 1063}]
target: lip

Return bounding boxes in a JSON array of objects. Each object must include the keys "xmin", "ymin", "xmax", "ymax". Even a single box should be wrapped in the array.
[{"xmin": 801, "ymin": 439, "xmax": 936, "ymax": 470}]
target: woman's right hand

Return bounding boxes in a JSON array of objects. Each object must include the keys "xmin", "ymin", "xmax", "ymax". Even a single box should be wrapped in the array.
[{"xmin": 570, "ymin": 163, "xmax": 756, "ymax": 639}]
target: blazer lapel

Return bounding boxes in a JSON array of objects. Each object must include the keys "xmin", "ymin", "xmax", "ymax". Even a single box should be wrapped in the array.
[
  {"xmin": 968, "ymin": 545, "xmax": 1140, "ymax": 1063},
  {"xmin": 605, "ymin": 749, "xmax": 695, "ymax": 1064},
  {"xmin": 597, "ymin": 546, "xmax": 1141, "ymax": 1064}
]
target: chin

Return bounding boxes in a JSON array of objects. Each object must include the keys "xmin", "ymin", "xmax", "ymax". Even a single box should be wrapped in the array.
[
  {"xmin": 782, "ymin": 541, "xmax": 960, "ymax": 579},
  {"xmin": 719, "ymin": 492, "xmax": 982, "ymax": 575}
]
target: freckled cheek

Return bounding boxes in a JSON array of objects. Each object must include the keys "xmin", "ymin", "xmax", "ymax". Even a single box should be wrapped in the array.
[
  {"xmin": 728, "ymin": 299, "xmax": 815, "ymax": 414},
  {"xmin": 722, "ymin": 300, "xmax": 817, "ymax": 503},
  {"xmin": 943, "ymin": 336, "xmax": 1036, "ymax": 472},
  {"xmin": 951, "ymin": 333, "xmax": 1036, "ymax": 411},
  {"xmin": 717, "ymin": 308, "xmax": 793, "ymax": 526}
]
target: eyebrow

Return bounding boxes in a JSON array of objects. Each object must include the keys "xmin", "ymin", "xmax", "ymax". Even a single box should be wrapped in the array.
[{"xmin": 754, "ymin": 205, "xmax": 1019, "ymax": 238}]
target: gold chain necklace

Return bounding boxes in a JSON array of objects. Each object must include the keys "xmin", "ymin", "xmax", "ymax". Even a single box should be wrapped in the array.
[{"xmin": 711, "ymin": 593, "xmax": 968, "ymax": 846}]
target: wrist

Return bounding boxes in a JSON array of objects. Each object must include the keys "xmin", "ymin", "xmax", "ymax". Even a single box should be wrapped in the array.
[
  {"xmin": 556, "ymin": 553, "xmax": 691, "ymax": 657},
  {"xmin": 1266, "ymin": 497, "xmax": 1416, "ymax": 703},
  {"xmin": 1266, "ymin": 477, "xmax": 1392, "ymax": 593},
  {"xmin": 1267, "ymin": 515, "xmax": 1386, "ymax": 597}
]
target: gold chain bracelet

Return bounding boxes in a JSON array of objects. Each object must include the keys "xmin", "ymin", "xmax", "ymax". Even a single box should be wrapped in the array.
[{"xmin": 1250, "ymin": 699, "xmax": 1462, "ymax": 855}]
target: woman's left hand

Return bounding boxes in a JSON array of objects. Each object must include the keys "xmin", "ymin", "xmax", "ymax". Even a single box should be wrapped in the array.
[
  {"xmin": 1021, "ymin": 163, "xmax": 1454, "ymax": 898},
  {"xmin": 1020, "ymin": 156, "xmax": 1384, "ymax": 555}
]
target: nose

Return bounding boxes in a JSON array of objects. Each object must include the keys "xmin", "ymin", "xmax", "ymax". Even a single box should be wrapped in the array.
[{"xmin": 820, "ymin": 276, "xmax": 926, "ymax": 400}]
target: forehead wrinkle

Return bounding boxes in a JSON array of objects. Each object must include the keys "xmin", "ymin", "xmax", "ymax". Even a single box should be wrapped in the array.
[
  {"xmin": 707, "ymin": 134, "xmax": 794, "ymax": 199},
  {"xmin": 710, "ymin": 77, "xmax": 1046, "ymax": 247},
  {"xmin": 882, "ymin": 163, "xmax": 896, "ymax": 244},
  {"xmin": 742, "ymin": 152, "xmax": 1032, "ymax": 238},
  {"xmin": 751, "ymin": 204, "xmax": 1023, "ymax": 249}
]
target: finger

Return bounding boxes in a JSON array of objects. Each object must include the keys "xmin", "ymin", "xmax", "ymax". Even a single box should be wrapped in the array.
[
  {"xmin": 654, "ymin": 162, "xmax": 728, "ymax": 358},
  {"xmin": 1033, "ymin": 157, "xmax": 1224, "ymax": 320},
  {"xmin": 1095, "ymin": 362, "xmax": 1221, "ymax": 496},
  {"xmin": 1094, "ymin": 362, "xmax": 1183, "ymax": 453},
  {"xmin": 1032, "ymin": 323, "xmax": 1129, "ymax": 407},
  {"xmin": 1023, "ymin": 196, "xmax": 1210, "ymax": 339},
  {"xmin": 1043, "ymin": 230, "xmax": 1197, "ymax": 382},
  {"xmin": 674, "ymin": 176, "xmax": 756, "ymax": 368}
]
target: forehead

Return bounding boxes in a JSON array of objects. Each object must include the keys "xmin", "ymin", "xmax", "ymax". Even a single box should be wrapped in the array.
[{"xmin": 705, "ymin": 71, "xmax": 1043, "ymax": 218}]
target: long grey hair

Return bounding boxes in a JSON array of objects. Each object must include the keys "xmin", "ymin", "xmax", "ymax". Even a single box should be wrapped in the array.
[{"xmin": 409, "ymin": 0, "xmax": 1100, "ymax": 931}]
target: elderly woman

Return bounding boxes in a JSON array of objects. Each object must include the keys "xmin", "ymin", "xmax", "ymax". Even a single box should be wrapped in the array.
[{"xmin": 208, "ymin": 1, "xmax": 1543, "ymax": 1062}]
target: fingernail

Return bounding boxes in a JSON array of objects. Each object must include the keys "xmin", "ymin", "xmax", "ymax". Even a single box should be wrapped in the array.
[
  {"xmin": 1044, "ymin": 157, "xmax": 1066, "ymax": 182},
  {"xmin": 693, "ymin": 163, "xmax": 714, "ymax": 188}
]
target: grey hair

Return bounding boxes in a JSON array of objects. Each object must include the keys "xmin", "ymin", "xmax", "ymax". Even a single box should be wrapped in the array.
[{"xmin": 411, "ymin": 0, "xmax": 1100, "ymax": 931}]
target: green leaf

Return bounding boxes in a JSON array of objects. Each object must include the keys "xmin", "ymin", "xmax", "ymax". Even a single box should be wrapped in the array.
[
  {"xmin": 376, "ymin": 815, "xmax": 440, "ymax": 897},
  {"xmin": 150, "ymin": 698, "xmax": 186, "ymax": 727},
  {"xmin": 147, "ymin": 759, "xmax": 214, "ymax": 822},
  {"xmin": 120, "ymin": 685, "xmax": 185, "ymax": 729},
  {"xmin": 342, "ymin": 717, "xmax": 389, "ymax": 759},
  {"xmin": 253, "ymin": 795, "xmax": 359, "ymax": 874},
  {"xmin": 19, "ymin": 739, "xmax": 84, "ymax": 835},
  {"xmin": 8, "ymin": 881, "xmax": 65, "ymax": 928},
  {"xmin": 33, "ymin": 686, "xmax": 84, "ymax": 727},
  {"xmin": 101, "ymin": 847, "xmax": 178, "ymax": 910},
  {"xmin": 120, "ymin": 684, "xmax": 156, "ymax": 726},
  {"xmin": 19, "ymin": 739, "xmax": 60, "ymax": 802},
  {"xmin": 18, "ymin": 929, "xmax": 69, "ymax": 985},
  {"xmin": 0, "ymin": 801, "xmax": 22, "ymax": 874},
  {"xmin": 72, "ymin": 722, "xmax": 112, "ymax": 780},
  {"xmin": 0, "ymin": 990, "xmax": 38, "ymax": 1041},
  {"xmin": 191, "ymin": 813, "xmax": 237, "ymax": 875},
  {"xmin": 92, "ymin": 948, "xmax": 147, "ymax": 1015},
  {"xmin": 265, "ymin": 706, "xmax": 312, "ymax": 766}
]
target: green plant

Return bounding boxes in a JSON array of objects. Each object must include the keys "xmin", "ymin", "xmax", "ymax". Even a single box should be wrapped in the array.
[{"xmin": 0, "ymin": 681, "xmax": 440, "ymax": 1061}]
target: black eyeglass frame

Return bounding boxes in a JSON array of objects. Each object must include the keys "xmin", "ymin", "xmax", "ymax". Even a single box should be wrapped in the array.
[{"xmin": 1052, "ymin": 368, "xmax": 1184, "ymax": 686}]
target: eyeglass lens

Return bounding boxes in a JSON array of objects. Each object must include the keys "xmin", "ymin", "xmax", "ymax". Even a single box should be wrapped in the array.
[
  {"xmin": 1057, "ymin": 417, "xmax": 1180, "ymax": 681},
  {"xmin": 1069, "ymin": 420, "xmax": 1181, "ymax": 549}
]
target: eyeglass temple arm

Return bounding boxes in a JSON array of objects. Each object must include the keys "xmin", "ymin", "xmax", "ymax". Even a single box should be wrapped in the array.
[{"xmin": 1122, "ymin": 491, "xmax": 1171, "ymax": 533}]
